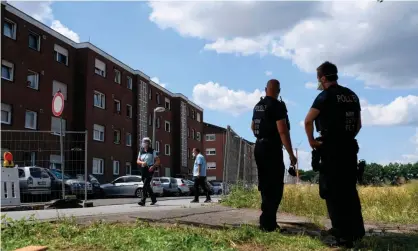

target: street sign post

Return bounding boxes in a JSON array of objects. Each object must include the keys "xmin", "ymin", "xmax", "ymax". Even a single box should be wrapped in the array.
[{"xmin": 52, "ymin": 91, "xmax": 65, "ymax": 199}]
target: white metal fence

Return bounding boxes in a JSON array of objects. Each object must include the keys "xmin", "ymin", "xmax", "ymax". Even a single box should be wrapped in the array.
[{"xmin": 1, "ymin": 130, "xmax": 89, "ymax": 207}]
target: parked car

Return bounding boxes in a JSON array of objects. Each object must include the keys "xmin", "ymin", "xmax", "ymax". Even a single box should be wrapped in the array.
[
  {"xmin": 100, "ymin": 176, "xmax": 164, "ymax": 198},
  {"xmin": 43, "ymin": 168, "xmax": 94, "ymax": 199},
  {"xmin": 175, "ymin": 178, "xmax": 191, "ymax": 195},
  {"xmin": 76, "ymin": 174, "xmax": 101, "ymax": 198},
  {"xmin": 185, "ymin": 179, "xmax": 215, "ymax": 196},
  {"xmin": 153, "ymin": 177, "xmax": 183, "ymax": 196},
  {"xmin": 18, "ymin": 166, "xmax": 51, "ymax": 200},
  {"xmin": 209, "ymin": 180, "xmax": 223, "ymax": 195}
]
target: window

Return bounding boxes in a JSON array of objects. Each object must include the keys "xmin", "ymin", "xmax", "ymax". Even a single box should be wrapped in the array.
[
  {"xmin": 165, "ymin": 144, "xmax": 171, "ymax": 156},
  {"xmin": 1, "ymin": 103, "xmax": 12, "ymax": 125},
  {"xmin": 126, "ymin": 133, "xmax": 132, "ymax": 146},
  {"xmin": 148, "ymin": 89, "xmax": 152, "ymax": 100},
  {"xmin": 206, "ymin": 134, "xmax": 216, "ymax": 141},
  {"xmin": 187, "ymin": 148, "xmax": 190, "ymax": 159},
  {"xmin": 114, "ymin": 129, "xmax": 121, "ymax": 144},
  {"xmin": 126, "ymin": 104, "xmax": 132, "ymax": 118},
  {"xmin": 148, "ymin": 114, "xmax": 152, "ymax": 126},
  {"xmin": 51, "ymin": 116, "xmax": 66, "ymax": 136},
  {"xmin": 155, "ymin": 141, "xmax": 160, "ymax": 152},
  {"xmin": 50, "ymin": 154, "xmax": 62, "ymax": 170},
  {"xmin": 165, "ymin": 98, "xmax": 171, "ymax": 110},
  {"xmin": 207, "ymin": 162, "xmax": 216, "ymax": 169},
  {"xmin": 54, "ymin": 44, "xmax": 68, "ymax": 65},
  {"xmin": 156, "ymin": 93, "xmax": 161, "ymax": 104},
  {"xmin": 187, "ymin": 107, "xmax": 190, "ymax": 117},
  {"xmin": 25, "ymin": 110, "xmax": 37, "ymax": 130},
  {"xmin": 196, "ymin": 132, "xmax": 201, "ymax": 141},
  {"xmin": 197, "ymin": 112, "xmax": 201, "ymax": 122},
  {"xmin": 2, "ymin": 60, "xmax": 14, "ymax": 81},
  {"xmin": 93, "ymin": 158, "xmax": 104, "ymax": 175},
  {"xmin": 3, "ymin": 19, "xmax": 16, "ymax": 39},
  {"xmin": 28, "ymin": 30, "xmax": 41, "ymax": 51},
  {"xmin": 113, "ymin": 160, "xmax": 120, "ymax": 175},
  {"xmin": 126, "ymin": 162, "xmax": 131, "ymax": 175},
  {"xmin": 93, "ymin": 124, "xmax": 105, "ymax": 141},
  {"xmin": 52, "ymin": 80, "xmax": 68, "ymax": 100},
  {"xmin": 114, "ymin": 69, "xmax": 121, "ymax": 84},
  {"xmin": 114, "ymin": 99, "xmax": 121, "ymax": 113},
  {"xmin": 156, "ymin": 117, "xmax": 160, "ymax": 128},
  {"xmin": 165, "ymin": 121, "xmax": 171, "ymax": 132},
  {"xmin": 187, "ymin": 127, "xmax": 190, "ymax": 138},
  {"xmin": 127, "ymin": 76, "xmax": 132, "ymax": 90},
  {"xmin": 27, "ymin": 70, "xmax": 39, "ymax": 90},
  {"xmin": 206, "ymin": 148, "xmax": 216, "ymax": 155},
  {"xmin": 192, "ymin": 110, "xmax": 195, "ymax": 119},
  {"xmin": 94, "ymin": 91, "xmax": 105, "ymax": 109},
  {"xmin": 94, "ymin": 58, "xmax": 106, "ymax": 77},
  {"xmin": 192, "ymin": 129, "xmax": 195, "ymax": 139}
]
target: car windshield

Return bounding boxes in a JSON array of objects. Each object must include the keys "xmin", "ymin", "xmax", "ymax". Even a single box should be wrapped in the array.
[
  {"xmin": 49, "ymin": 169, "xmax": 73, "ymax": 179},
  {"xmin": 29, "ymin": 168, "xmax": 42, "ymax": 178}
]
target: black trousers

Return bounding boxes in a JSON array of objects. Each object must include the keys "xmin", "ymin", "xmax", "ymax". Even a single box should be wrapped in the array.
[
  {"xmin": 319, "ymin": 142, "xmax": 365, "ymax": 241},
  {"xmin": 194, "ymin": 176, "xmax": 211, "ymax": 201},
  {"xmin": 141, "ymin": 175, "xmax": 156, "ymax": 203},
  {"xmin": 254, "ymin": 140, "xmax": 285, "ymax": 231}
]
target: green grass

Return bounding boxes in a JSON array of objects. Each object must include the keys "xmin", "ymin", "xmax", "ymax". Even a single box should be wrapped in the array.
[
  {"xmin": 222, "ymin": 181, "xmax": 418, "ymax": 224},
  {"xmin": 1, "ymin": 216, "xmax": 417, "ymax": 251}
]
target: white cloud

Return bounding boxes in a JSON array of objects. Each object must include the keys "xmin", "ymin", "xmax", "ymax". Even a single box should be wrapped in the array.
[
  {"xmin": 361, "ymin": 95, "xmax": 418, "ymax": 126},
  {"xmin": 192, "ymin": 82, "xmax": 263, "ymax": 116},
  {"xmin": 265, "ymin": 71, "xmax": 273, "ymax": 76},
  {"xmin": 305, "ymin": 82, "xmax": 317, "ymax": 89},
  {"xmin": 149, "ymin": 2, "xmax": 418, "ymax": 89},
  {"xmin": 10, "ymin": 1, "xmax": 80, "ymax": 42},
  {"xmin": 284, "ymin": 148, "xmax": 312, "ymax": 171},
  {"xmin": 151, "ymin": 77, "xmax": 167, "ymax": 88}
]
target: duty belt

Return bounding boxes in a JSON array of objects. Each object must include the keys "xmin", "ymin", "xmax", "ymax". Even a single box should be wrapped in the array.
[{"xmin": 256, "ymin": 138, "xmax": 281, "ymax": 143}]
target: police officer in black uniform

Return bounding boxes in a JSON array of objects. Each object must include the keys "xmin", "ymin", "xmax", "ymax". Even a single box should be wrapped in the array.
[
  {"xmin": 251, "ymin": 79, "xmax": 297, "ymax": 232},
  {"xmin": 304, "ymin": 61, "xmax": 365, "ymax": 248}
]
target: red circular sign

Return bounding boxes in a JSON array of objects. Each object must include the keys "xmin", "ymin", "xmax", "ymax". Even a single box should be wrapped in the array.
[{"xmin": 52, "ymin": 91, "xmax": 65, "ymax": 117}]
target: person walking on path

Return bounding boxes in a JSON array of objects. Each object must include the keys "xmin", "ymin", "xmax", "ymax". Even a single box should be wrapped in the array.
[
  {"xmin": 137, "ymin": 137, "xmax": 159, "ymax": 206},
  {"xmin": 190, "ymin": 148, "xmax": 212, "ymax": 203}
]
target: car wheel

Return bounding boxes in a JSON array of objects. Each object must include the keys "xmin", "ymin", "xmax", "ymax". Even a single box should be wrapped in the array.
[
  {"xmin": 135, "ymin": 188, "xmax": 142, "ymax": 198},
  {"xmin": 217, "ymin": 190, "xmax": 223, "ymax": 195}
]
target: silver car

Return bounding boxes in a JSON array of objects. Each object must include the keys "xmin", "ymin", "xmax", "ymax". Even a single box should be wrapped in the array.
[
  {"xmin": 18, "ymin": 166, "xmax": 51, "ymax": 197},
  {"xmin": 100, "ymin": 176, "xmax": 143, "ymax": 198}
]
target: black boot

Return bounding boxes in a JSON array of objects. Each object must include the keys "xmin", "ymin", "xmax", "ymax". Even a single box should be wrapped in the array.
[{"xmin": 138, "ymin": 201, "xmax": 145, "ymax": 206}]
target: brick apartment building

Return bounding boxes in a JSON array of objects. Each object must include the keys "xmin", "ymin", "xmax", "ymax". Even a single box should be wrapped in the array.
[
  {"xmin": 0, "ymin": 3, "xmax": 203, "ymax": 182},
  {"xmin": 203, "ymin": 123, "xmax": 227, "ymax": 181}
]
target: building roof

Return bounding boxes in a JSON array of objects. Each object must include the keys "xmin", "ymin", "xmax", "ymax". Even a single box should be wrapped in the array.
[{"xmin": 2, "ymin": 2, "xmax": 203, "ymax": 112}]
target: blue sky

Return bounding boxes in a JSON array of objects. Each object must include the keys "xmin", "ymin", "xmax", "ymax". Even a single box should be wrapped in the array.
[{"xmin": 11, "ymin": 1, "xmax": 418, "ymax": 170}]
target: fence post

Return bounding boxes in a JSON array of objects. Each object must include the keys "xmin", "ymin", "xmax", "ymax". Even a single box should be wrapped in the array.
[
  {"xmin": 84, "ymin": 130, "xmax": 88, "ymax": 204},
  {"xmin": 237, "ymin": 137, "xmax": 242, "ymax": 182}
]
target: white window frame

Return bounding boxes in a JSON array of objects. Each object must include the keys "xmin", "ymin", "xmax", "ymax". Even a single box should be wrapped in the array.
[
  {"xmin": 126, "ymin": 133, "xmax": 132, "ymax": 146},
  {"xmin": 114, "ymin": 129, "xmax": 121, "ymax": 144},
  {"xmin": 94, "ymin": 58, "xmax": 106, "ymax": 77},
  {"xmin": 126, "ymin": 162, "xmax": 132, "ymax": 175},
  {"xmin": 51, "ymin": 116, "xmax": 66, "ymax": 136},
  {"xmin": 54, "ymin": 44, "xmax": 68, "ymax": 65},
  {"xmin": 113, "ymin": 160, "xmax": 120, "ymax": 175},
  {"xmin": 25, "ymin": 110, "xmax": 37, "ymax": 130},
  {"xmin": 114, "ymin": 99, "xmax": 121, "ymax": 113},
  {"xmin": 205, "ymin": 134, "xmax": 216, "ymax": 141},
  {"xmin": 52, "ymin": 80, "xmax": 68, "ymax": 100},
  {"xmin": 1, "ymin": 103, "xmax": 12, "ymax": 125},
  {"xmin": 2, "ymin": 60, "xmax": 14, "ymax": 81},
  {"xmin": 127, "ymin": 76, "xmax": 132, "ymax": 90},
  {"xmin": 165, "ymin": 144, "xmax": 171, "ymax": 156},
  {"xmin": 28, "ymin": 30, "xmax": 41, "ymax": 51},
  {"xmin": 165, "ymin": 121, "xmax": 171, "ymax": 132},
  {"xmin": 3, "ymin": 18, "xmax": 17, "ymax": 40},
  {"xmin": 207, "ymin": 162, "xmax": 216, "ymax": 169},
  {"xmin": 165, "ymin": 97, "xmax": 171, "ymax": 110},
  {"xmin": 94, "ymin": 91, "xmax": 105, "ymax": 109},
  {"xmin": 93, "ymin": 158, "xmax": 104, "ymax": 175},
  {"xmin": 27, "ymin": 70, "xmax": 39, "ymax": 90},
  {"xmin": 196, "ymin": 132, "xmax": 201, "ymax": 141},
  {"xmin": 93, "ymin": 124, "xmax": 105, "ymax": 142},
  {"xmin": 206, "ymin": 148, "xmax": 216, "ymax": 156},
  {"xmin": 114, "ymin": 69, "xmax": 121, "ymax": 84},
  {"xmin": 155, "ymin": 141, "xmax": 160, "ymax": 152},
  {"xmin": 126, "ymin": 104, "xmax": 132, "ymax": 118},
  {"xmin": 197, "ymin": 112, "xmax": 201, "ymax": 122}
]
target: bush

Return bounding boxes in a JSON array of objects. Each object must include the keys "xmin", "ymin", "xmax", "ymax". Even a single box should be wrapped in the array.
[{"xmin": 222, "ymin": 181, "xmax": 418, "ymax": 224}]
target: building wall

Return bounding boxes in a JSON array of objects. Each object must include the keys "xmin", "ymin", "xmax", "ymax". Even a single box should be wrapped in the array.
[{"xmin": 203, "ymin": 123, "xmax": 226, "ymax": 181}]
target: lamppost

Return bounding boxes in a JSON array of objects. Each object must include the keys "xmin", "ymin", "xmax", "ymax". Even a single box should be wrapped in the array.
[{"xmin": 152, "ymin": 107, "xmax": 166, "ymax": 150}]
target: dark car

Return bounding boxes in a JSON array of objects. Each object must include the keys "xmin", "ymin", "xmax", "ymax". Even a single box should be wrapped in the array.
[
  {"xmin": 76, "ymin": 174, "xmax": 101, "ymax": 198},
  {"xmin": 185, "ymin": 179, "xmax": 215, "ymax": 196},
  {"xmin": 209, "ymin": 180, "xmax": 223, "ymax": 195},
  {"xmin": 43, "ymin": 168, "xmax": 94, "ymax": 199}
]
